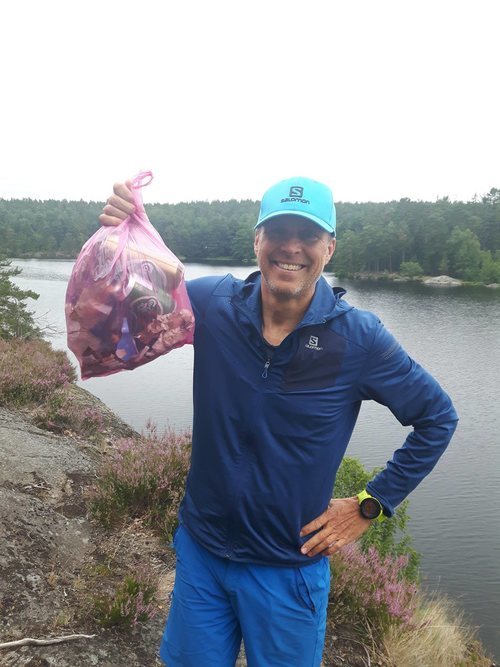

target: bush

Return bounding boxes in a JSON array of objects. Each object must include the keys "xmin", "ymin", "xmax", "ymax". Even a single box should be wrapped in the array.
[
  {"xmin": 334, "ymin": 457, "xmax": 421, "ymax": 581},
  {"xmin": 0, "ymin": 338, "xmax": 76, "ymax": 406},
  {"xmin": 32, "ymin": 386, "xmax": 105, "ymax": 436},
  {"xmin": 330, "ymin": 543, "xmax": 418, "ymax": 636},
  {"xmin": 399, "ymin": 261, "xmax": 424, "ymax": 279},
  {"xmin": 90, "ymin": 422, "xmax": 191, "ymax": 540},
  {"xmin": 93, "ymin": 569, "xmax": 158, "ymax": 628}
]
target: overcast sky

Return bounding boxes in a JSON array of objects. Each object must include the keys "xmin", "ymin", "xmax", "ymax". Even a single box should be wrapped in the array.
[{"xmin": 1, "ymin": 0, "xmax": 498, "ymax": 206}]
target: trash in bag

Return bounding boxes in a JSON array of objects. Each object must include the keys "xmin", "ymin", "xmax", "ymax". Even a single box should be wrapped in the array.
[{"xmin": 65, "ymin": 171, "xmax": 194, "ymax": 379}]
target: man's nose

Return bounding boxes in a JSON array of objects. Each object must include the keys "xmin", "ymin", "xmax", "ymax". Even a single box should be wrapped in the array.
[{"xmin": 279, "ymin": 234, "xmax": 302, "ymax": 252}]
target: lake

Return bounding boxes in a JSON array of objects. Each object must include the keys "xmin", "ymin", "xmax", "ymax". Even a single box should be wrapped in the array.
[{"xmin": 11, "ymin": 258, "xmax": 500, "ymax": 662}]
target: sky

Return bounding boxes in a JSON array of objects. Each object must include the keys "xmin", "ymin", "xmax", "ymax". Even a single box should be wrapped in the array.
[{"xmin": 1, "ymin": 0, "xmax": 499, "ymax": 206}]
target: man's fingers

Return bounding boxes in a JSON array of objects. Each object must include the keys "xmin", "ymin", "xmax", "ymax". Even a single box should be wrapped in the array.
[
  {"xmin": 113, "ymin": 181, "xmax": 135, "ymax": 203},
  {"xmin": 300, "ymin": 510, "xmax": 330, "ymax": 537},
  {"xmin": 300, "ymin": 526, "xmax": 332, "ymax": 556},
  {"xmin": 98, "ymin": 213, "xmax": 122, "ymax": 227},
  {"xmin": 106, "ymin": 194, "xmax": 135, "ymax": 216},
  {"xmin": 103, "ymin": 203, "xmax": 131, "ymax": 220},
  {"xmin": 324, "ymin": 539, "xmax": 345, "ymax": 556}
]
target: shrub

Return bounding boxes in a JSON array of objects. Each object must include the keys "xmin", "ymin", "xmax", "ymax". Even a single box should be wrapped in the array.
[
  {"xmin": 334, "ymin": 457, "xmax": 421, "ymax": 581},
  {"xmin": 32, "ymin": 386, "xmax": 105, "ymax": 437},
  {"xmin": 399, "ymin": 261, "xmax": 424, "ymax": 279},
  {"xmin": 94, "ymin": 569, "xmax": 158, "ymax": 628},
  {"xmin": 330, "ymin": 543, "xmax": 418, "ymax": 637},
  {"xmin": 90, "ymin": 422, "xmax": 191, "ymax": 540},
  {"xmin": 0, "ymin": 338, "xmax": 76, "ymax": 406}
]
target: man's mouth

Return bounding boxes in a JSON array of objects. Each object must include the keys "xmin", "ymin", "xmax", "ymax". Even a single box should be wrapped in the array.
[{"xmin": 274, "ymin": 262, "xmax": 304, "ymax": 272}]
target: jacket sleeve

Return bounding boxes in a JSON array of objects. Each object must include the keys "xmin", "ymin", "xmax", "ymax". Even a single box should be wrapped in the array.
[{"xmin": 357, "ymin": 320, "xmax": 458, "ymax": 516}]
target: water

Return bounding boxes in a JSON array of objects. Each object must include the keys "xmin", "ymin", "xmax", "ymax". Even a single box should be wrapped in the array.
[{"xmin": 10, "ymin": 258, "xmax": 500, "ymax": 661}]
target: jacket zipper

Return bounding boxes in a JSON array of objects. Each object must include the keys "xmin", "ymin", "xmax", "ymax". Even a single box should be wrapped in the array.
[{"xmin": 262, "ymin": 359, "xmax": 271, "ymax": 378}]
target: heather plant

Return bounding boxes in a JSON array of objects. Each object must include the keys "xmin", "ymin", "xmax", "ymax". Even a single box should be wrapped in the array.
[
  {"xmin": 334, "ymin": 457, "xmax": 420, "ymax": 581},
  {"xmin": 330, "ymin": 543, "xmax": 418, "ymax": 637},
  {"xmin": 0, "ymin": 338, "xmax": 76, "ymax": 406},
  {"xmin": 94, "ymin": 569, "xmax": 158, "ymax": 628},
  {"xmin": 90, "ymin": 422, "xmax": 191, "ymax": 540},
  {"xmin": 33, "ymin": 386, "xmax": 105, "ymax": 437}
]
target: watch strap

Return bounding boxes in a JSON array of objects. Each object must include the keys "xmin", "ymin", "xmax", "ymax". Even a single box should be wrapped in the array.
[{"xmin": 357, "ymin": 489, "xmax": 385, "ymax": 522}]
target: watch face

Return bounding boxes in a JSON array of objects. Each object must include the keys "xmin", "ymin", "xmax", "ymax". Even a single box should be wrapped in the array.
[{"xmin": 360, "ymin": 497, "xmax": 382, "ymax": 520}]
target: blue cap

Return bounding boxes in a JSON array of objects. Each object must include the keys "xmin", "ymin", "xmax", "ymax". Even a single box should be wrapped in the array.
[{"xmin": 255, "ymin": 177, "xmax": 336, "ymax": 235}]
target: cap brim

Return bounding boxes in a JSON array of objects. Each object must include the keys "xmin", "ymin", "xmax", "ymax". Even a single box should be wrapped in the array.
[{"xmin": 255, "ymin": 211, "xmax": 335, "ymax": 235}]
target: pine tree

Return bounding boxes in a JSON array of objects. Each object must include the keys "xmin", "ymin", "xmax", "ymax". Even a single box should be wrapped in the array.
[{"xmin": 0, "ymin": 257, "xmax": 42, "ymax": 339}]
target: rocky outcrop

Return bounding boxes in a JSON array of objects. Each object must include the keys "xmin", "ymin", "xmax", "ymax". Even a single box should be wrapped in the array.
[
  {"xmin": 0, "ymin": 402, "xmax": 171, "ymax": 667},
  {"xmin": 423, "ymin": 275, "xmax": 463, "ymax": 286}
]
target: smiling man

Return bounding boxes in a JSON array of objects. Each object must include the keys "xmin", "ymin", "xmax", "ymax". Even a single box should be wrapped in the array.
[{"xmin": 100, "ymin": 176, "xmax": 458, "ymax": 667}]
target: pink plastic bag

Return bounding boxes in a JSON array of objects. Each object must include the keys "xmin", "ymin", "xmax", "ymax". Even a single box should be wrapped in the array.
[{"xmin": 65, "ymin": 171, "xmax": 194, "ymax": 379}]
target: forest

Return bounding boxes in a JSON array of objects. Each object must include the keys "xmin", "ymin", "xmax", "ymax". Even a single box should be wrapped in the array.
[{"xmin": 1, "ymin": 188, "xmax": 499, "ymax": 283}]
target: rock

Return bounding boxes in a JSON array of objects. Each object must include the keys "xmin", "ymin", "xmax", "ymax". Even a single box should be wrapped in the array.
[
  {"xmin": 423, "ymin": 275, "xmax": 462, "ymax": 286},
  {"xmin": 0, "ymin": 404, "xmax": 169, "ymax": 666},
  {"xmin": 486, "ymin": 283, "xmax": 499, "ymax": 289}
]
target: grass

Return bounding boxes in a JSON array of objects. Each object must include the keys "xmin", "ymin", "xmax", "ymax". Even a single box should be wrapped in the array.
[
  {"xmin": 329, "ymin": 543, "xmax": 494, "ymax": 664},
  {"xmin": 381, "ymin": 594, "xmax": 494, "ymax": 666}
]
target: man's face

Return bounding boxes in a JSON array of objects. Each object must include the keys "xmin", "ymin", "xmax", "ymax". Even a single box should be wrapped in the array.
[{"xmin": 254, "ymin": 216, "xmax": 335, "ymax": 302}]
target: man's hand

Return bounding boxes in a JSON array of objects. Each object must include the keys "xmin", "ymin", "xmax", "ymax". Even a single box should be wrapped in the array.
[
  {"xmin": 300, "ymin": 496, "xmax": 372, "ymax": 557},
  {"xmin": 99, "ymin": 181, "xmax": 135, "ymax": 227}
]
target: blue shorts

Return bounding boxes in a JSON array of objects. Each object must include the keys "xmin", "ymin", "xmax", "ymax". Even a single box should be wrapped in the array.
[{"xmin": 159, "ymin": 525, "xmax": 330, "ymax": 667}]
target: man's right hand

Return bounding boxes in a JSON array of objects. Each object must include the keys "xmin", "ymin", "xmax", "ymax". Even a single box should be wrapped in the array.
[{"xmin": 99, "ymin": 181, "xmax": 136, "ymax": 226}]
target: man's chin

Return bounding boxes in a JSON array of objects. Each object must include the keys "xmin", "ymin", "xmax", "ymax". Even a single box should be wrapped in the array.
[{"xmin": 263, "ymin": 277, "xmax": 311, "ymax": 300}]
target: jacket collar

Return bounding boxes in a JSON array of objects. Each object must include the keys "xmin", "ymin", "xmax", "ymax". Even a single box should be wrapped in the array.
[{"xmin": 232, "ymin": 271, "xmax": 349, "ymax": 332}]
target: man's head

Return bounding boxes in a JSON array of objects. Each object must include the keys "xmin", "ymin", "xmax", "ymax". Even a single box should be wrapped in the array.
[
  {"xmin": 255, "ymin": 176, "xmax": 336, "ymax": 236},
  {"xmin": 254, "ymin": 177, "xmax": 336, "ymax": 303}
]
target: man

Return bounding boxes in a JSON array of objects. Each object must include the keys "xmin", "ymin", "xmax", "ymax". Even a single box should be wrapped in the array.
[{"xmin": 100, "ymin": 176, "xmax": 458, "ymax": 666}]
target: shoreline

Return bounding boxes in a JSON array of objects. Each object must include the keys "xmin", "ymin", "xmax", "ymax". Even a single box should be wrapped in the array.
[{"xmin": 9, "ymin": 256, "xmax": 500, "ymax": 288}]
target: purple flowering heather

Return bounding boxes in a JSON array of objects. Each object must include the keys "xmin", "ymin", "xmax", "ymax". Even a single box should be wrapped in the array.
[{"xmin": 330, "ymin": 543, "xmax": 418, "ymax": 634}]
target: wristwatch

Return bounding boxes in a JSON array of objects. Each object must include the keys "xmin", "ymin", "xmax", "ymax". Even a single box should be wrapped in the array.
[{"xmin": 357, "ymin": 490, "xmax": 385, "ymax": 522}]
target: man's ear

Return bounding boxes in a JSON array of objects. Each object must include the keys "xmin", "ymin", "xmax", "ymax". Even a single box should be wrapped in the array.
[
  {"xmin": 325, "ymin": 237, "xmax": 336, "ymax": 264},
  {"xmin": 254, "ymin": 228, "xmax": 261, "ymax": 255}
]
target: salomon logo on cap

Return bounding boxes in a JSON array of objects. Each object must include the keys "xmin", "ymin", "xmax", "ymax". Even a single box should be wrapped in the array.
[{"xmin": 255, "ymin": 177, "xmax": 336, "ymax": 235}]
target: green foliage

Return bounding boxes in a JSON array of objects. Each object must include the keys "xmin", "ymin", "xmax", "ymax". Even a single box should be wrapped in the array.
[
  {"xmin": 0, "ymin": 256, "xmax": 42, "ymax": 339},
  {"xmin": 90, "ymin": 423, "xmax": 191, "ymax": 541},
  {"xmin": 443, "ymin": 228, "xmax": 482, "ymax": 279},
  {"xmin": 94, "ymin": 571, "xmax": 158, "ymax": 628},
  {"xmin": 399, "ymin": 260, "xmax": 424, "ymax": 278},
  {"xmin": 1, "ymin": 190, "xmax": 499, "ymax": 282},
  {"xmin": 478, "ymin": 250, "xmax": 500, "ymax": 283},
  {"xmin": 0, "ymin": 337, "xmax": 76, "ymax": 406},
  {"xmin": 329, "ymin": 544, "xmax": 418, "ymax": 637},
  {"xmin": 32, "ymin": 386, "xmax": 105, "ymax": 437},
  {"xmin": 334, "ymin": 457, "xmax": 421, "ymax": 581}
]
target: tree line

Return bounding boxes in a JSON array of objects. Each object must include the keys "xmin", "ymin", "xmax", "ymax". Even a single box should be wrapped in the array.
[{"xmin": 1, "ymin": 189, "xmax": 499, "ymax": 282}]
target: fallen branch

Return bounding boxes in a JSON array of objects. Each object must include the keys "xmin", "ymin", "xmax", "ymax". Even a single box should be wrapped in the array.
[{"xmin": 0, "ymin": 634, "xmax": 96, "ymax": 649}]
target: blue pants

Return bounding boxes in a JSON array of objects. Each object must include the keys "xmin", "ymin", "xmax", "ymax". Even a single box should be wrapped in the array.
[{"xmin": 159, "ymin": 525, "xmax": 330, "ymax": 667}]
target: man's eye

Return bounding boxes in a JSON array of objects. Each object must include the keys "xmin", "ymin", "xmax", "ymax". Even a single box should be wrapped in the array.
[{"xmin": 301, "ymin": 232, "xmax": 320, "ymax": 242}]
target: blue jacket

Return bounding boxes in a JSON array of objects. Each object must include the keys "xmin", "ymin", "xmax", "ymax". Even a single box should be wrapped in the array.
[{"xmin": 181, "ymin": 272, "xmax": 458, "ymax": 566}]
